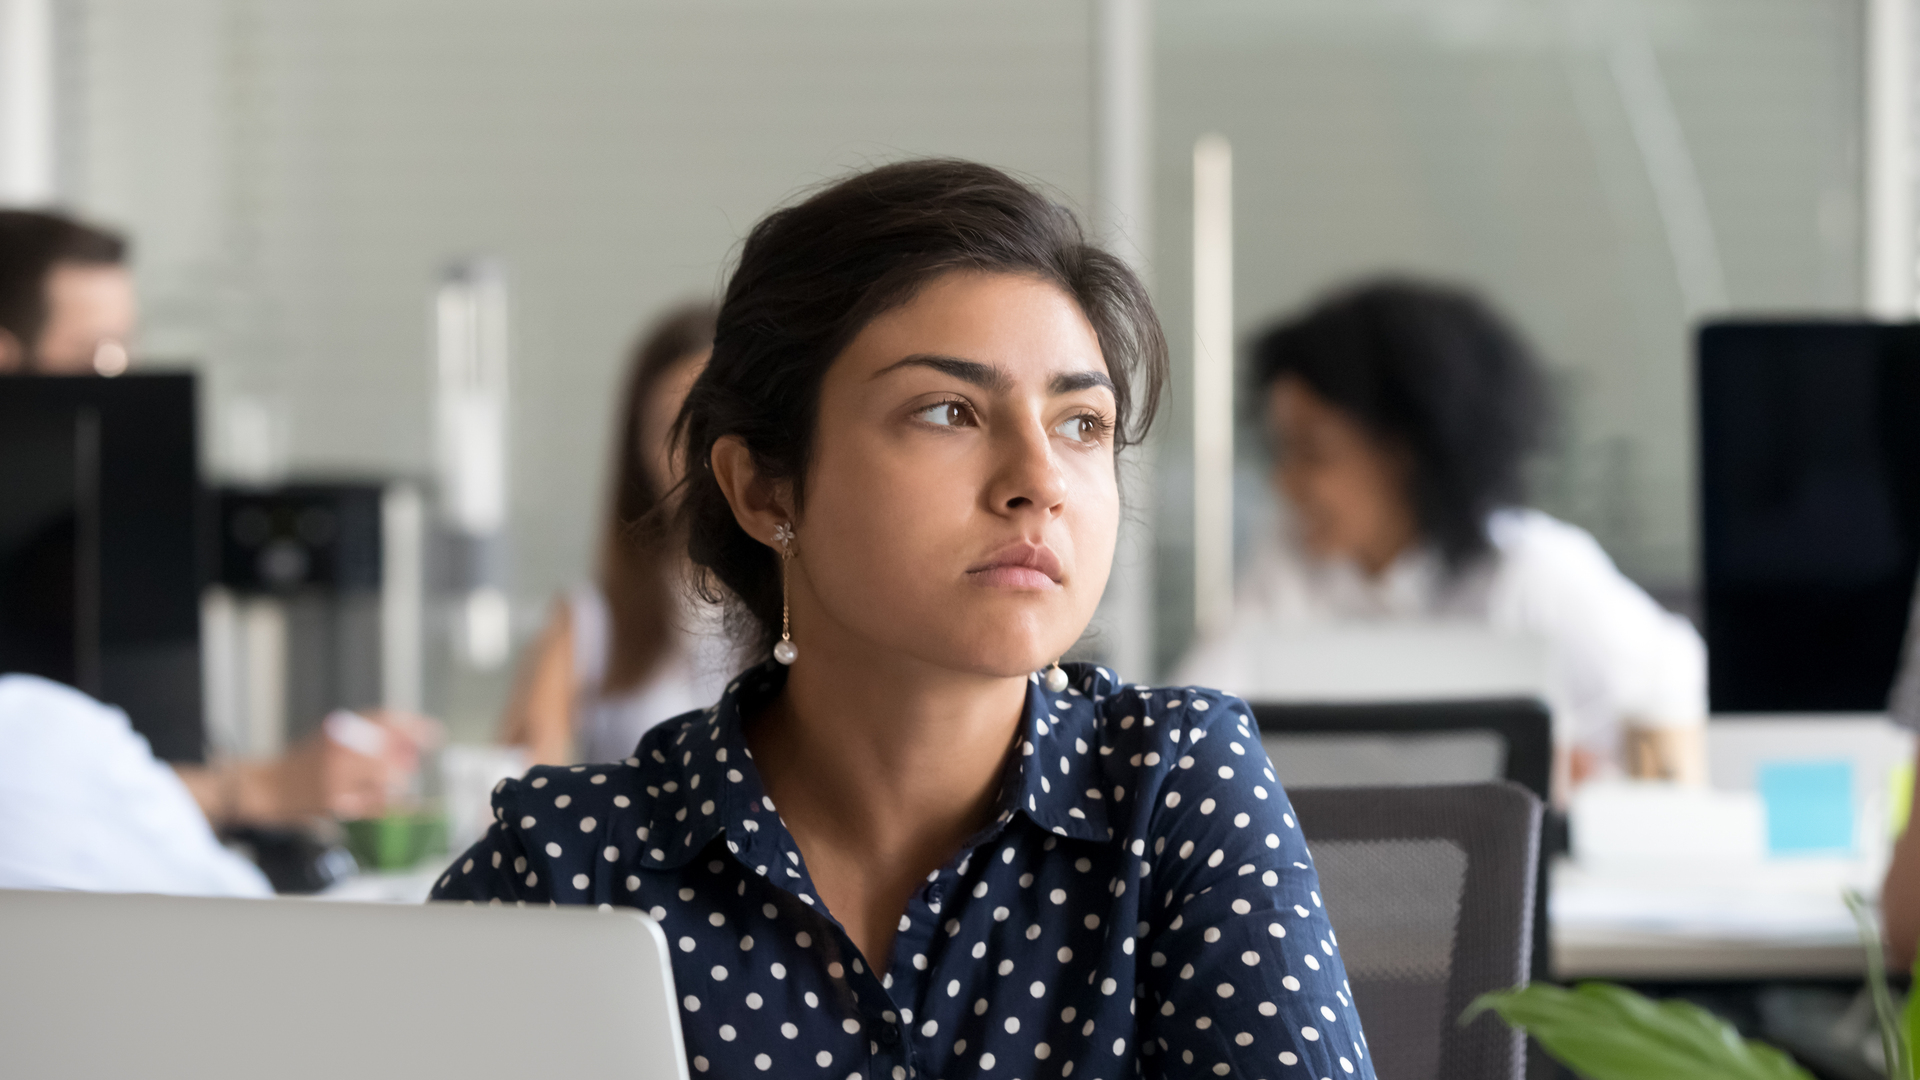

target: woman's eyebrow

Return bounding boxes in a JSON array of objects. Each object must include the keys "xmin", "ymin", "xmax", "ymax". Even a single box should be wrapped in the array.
[
  {"xmin": 874, "ymin": 354, "xmax": 1113, "ymax": 397},
  {"xmin": 1052, "ymin": 369, "xmax": 1115, "ymax": 396},
  {"xmin": 873, "ymin": 353, "xmax": 1011, "ymax": 391}
]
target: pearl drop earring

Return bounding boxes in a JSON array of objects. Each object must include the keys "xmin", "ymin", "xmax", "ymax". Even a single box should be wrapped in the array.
[
  {"xmin": 772, "ymin": 522, "xmax": 798, "ymax": 666},
  {"xmin": 1045, "ymin": 660, "xmax": 1069, "ymax": 693}
]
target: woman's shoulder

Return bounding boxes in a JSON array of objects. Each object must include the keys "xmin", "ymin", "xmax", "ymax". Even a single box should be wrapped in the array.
[
  {"xmin": 1086, "ymin": 674, "xmax": 1254, "ymax": 731},
  {"xmin": 1486, "ymin": 507, "xmax": 1616, "ymax": 570},
  {"xmin": 1070, "ymin": 668, "xmax": 1269, "ymax": 785},
  {"xmin": 490, "ymin": 704, "xmax": 713, "ymax": 822},
  {"xmin": 1068, "ymin": 667, "xmax": 1254, "ymax": 730},
  {"xmin": 1481, "ymin": 509, "xmax": 1693, "ymax": 647},
  {"xmin": 1065, "ymin": 669, "xmax": 1297, "ymax": 852}
]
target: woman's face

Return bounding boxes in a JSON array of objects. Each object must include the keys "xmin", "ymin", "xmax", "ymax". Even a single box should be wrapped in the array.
[
  {"xmin": 640, "ymin": 350, "xmax": 708, "ymax": 497},
  {"xmin": 792, "ymin": 271, "xmax": 1118, "ymax": 676},
  {"xmin": 1268, "ymin": 375, "xmax": 1417, "ymax": 574}
]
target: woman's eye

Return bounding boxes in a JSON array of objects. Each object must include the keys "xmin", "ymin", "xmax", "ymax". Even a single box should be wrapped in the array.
[
  {"xmin": 1054, "ymin": 414, "xmax": 1101, "ymax": 442},
  {"xmin": 914, "ymin": 401, "xmax": 973, "ymax": 427}
]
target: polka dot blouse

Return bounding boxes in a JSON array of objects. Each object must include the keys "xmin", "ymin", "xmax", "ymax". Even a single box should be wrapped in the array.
[{"xmin": 431, "ymin": 662, "xmax": 1375, "ymax": 1080}]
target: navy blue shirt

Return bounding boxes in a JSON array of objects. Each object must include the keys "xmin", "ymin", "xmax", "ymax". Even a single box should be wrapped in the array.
[{"xmin": 431, "ymin": 662, "xmax": 1375, "ymax": 1080}]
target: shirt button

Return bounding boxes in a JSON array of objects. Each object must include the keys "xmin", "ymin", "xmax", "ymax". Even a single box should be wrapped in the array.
[
  {"xmin": 925, "ymin": 885, "xmax": 943, "ymax": 906},
  {"xmin": 877, "ymin": 1022, "xmax": 901, "ymax": 1047}
]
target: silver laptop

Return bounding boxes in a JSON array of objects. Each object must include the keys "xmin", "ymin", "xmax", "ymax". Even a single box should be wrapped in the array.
[{"xmin": 0, "ymin": 888, "xmax": 689, "ymax": 1080}]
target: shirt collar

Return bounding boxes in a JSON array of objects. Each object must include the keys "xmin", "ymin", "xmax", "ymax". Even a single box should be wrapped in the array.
[
  {"xmin": 633, "ymin": 660, "xmax": 1117, "ymax": 873},
  {"xmin": 632, "ymin": 664, "xmax": 781, "ymax": 872},
  {"xmin": 1003, "ymin": 664, "xmax": 1117, "ymax": 843}
]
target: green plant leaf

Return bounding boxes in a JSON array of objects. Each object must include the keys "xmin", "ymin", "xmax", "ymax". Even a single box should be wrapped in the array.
[
  {"xmin": 1464, "ymin": 982, "xmax": 1815, "ymax": 1080},
  {"xmin": 1843, "ymin": 889, "xmax": 1910, "ymax": 1080},
  {"xmin": 1907, "ymin": 949, "xmax": 1920, "ymax": 1080}
]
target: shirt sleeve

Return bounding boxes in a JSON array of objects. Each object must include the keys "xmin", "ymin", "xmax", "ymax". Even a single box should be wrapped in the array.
[
  {"xmin": 428, "ymin": 774, "xmax": 553, "ymax": 904},
  {"xmin": 1137, "ymin": 694, "xmax": 1375, "ymax": 1080},
  {"xmin": 1496, "ymin": 514, "xmax": 1706, "ymax": 745}
]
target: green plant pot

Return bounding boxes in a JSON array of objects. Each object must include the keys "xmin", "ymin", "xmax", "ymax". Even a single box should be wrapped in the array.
[{"xmin": 342, "ymin": 812, "xmax": 448, "ymax": 873}]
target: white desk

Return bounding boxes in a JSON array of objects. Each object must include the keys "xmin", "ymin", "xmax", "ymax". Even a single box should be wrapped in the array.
[
  {"xmin": 1549, "ymin": 714, "xmax": 1910, "ymax": 982},
  {"xmin": 1550, "ymin": 857, "xmax": 1873, "ymax": 980},
  {"xmin": 320, "ymin": 860, "xmax": 1871, "ymax": 981},
  {"xmin": 314, "ymin": 865, "xmax": 443, "ymax": 904}
]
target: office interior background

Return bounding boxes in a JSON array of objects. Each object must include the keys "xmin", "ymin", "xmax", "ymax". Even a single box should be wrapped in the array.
[
  {"xmin": 15, "ymin": 0, "xmax": 1856, "ymax": 737},
  {"xmin": 17, "ymin": 1, "xmax": 1920, "ymax": 1077}
]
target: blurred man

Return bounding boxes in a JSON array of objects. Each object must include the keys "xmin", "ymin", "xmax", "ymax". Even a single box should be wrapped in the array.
[
  {"xmin": 0, "ymin": 208, "xmax": 423, "ymax": 894},
  {"xmin": 0, "ymin": 210, "xmax": 135, "ymax": 375}
]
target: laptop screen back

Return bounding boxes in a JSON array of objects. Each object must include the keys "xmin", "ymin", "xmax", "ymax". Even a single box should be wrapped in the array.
[{"xmin": 0, "ymin": 889, "xmax": 690, "ymax": 1080}]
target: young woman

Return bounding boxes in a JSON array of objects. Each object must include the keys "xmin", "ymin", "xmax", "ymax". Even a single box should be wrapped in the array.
[
  {"xmin": 434, "ymin": 161, "xmax": 1373, "ymax": 1079},
  {"xmin": 1177, "ymin": 279, "xmax": 1705, "ymax": 786},
  {"xmin": 499, "ymin": 305, "xmax": 737, "ymax": 765}
]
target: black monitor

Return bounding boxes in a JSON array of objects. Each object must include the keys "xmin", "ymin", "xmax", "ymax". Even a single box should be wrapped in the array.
[
  {"xmin": 1699, "ymin": 321, "xmax": 1920, "ymax": 713},
  {"xmin": 0, "ymin": 373, "xmax": 204, "ymax": 761}
]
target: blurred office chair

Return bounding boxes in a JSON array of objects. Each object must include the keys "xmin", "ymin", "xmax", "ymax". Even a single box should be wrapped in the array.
[
  {"xmin": 1249, "ymin": 698, "xmax": 1551, "ymax": 801},
  {"xmin": 1252, "ymin": 697, "xmax": 1555, "ymax": 988},
  {"xmin": 1291, "ymin": 782, "xmax": 1543, "ymax": 1080}
]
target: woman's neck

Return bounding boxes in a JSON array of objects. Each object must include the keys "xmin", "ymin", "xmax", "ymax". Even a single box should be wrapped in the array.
[
  {"xmin": 757, "ymin": 636, "xmax": 1027, "ymax": 854},
  {"xmin": 742, "ymin": 622, "xmax": 1031, "ymax": 964}
]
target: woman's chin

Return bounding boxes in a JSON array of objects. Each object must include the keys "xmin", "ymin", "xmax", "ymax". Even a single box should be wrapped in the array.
[{"xmin": 928, "ymin": 634, "xmax": 1066, "ymax": 681}]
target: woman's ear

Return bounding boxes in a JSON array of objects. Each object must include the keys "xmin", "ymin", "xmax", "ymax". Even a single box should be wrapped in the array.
[{"xmin": 709, "ymin": 435, "xmax": 794, "ymax": 549}]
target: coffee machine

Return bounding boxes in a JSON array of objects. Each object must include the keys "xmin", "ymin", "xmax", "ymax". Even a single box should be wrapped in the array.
[{"xmin": 202, "ymin": 481, "xmax": 425, "ymax": 756}]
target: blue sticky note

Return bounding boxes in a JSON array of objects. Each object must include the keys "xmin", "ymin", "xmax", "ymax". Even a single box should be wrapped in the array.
[{"xmin": 1758, "ymin": 760, "xmax": 1855, "ymax": 855}]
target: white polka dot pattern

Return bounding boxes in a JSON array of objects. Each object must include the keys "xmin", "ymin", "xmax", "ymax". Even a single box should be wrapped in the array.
[{"xmin": 431, "ymin": 662, "xmax": 1374, "ymax": 1079}]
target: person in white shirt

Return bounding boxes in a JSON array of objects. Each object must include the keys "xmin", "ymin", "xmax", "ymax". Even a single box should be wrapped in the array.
[
  {"xmin": 1177, "ymin": 278, "xmax": 1705, "ymax": 786},
  {"xmin": 0, "ymin": 674, "xmax": 274, "ymax": 895},
  {"xmin": 0, "ymin": 209, "xmax": 426, "ymax": 850},
  {"xmin": 498, "ymin": 304, "xmax": 737, "ymax": 764}
]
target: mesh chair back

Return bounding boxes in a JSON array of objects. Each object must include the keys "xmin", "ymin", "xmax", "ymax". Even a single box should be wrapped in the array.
[
  {"xmin": 1253, "ymin": 699, "xmax": 1555, "ymax": 989},
  {"xmin": 1290, "ymin": 782, "xmax": 1542, "ymax": 1080},
  {"xmin": 1250, "ymin": 699, "xmax": 1552, "ymax": 802}
]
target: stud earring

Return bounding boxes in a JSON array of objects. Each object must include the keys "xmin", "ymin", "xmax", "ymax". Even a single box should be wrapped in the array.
[
  {"xmin": 772, "ymin": 522, "xmax": 798, "ymax": 666},
  {"xmin": 1045, "ymin": 660, "xmax": 1069, "ymax": 693}
]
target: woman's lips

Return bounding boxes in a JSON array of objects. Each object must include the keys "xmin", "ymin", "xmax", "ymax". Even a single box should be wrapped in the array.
[
  {"xmin": 967, "ymin": 543, "xmax": 1063, "ymax": 589},
  {"xmin": 969, "ymin": 565, "xmax": 1060, "ymax": 589}
]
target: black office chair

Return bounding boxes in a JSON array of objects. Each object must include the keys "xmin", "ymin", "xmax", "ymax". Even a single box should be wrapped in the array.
[
  {"xmin": 1291, "ymin": 782, "xmax": 1542, "ymax": 1080},
  {"xmin": 1250, "ymin": 698, "xmax": 1556, "ymax": 988},
  {"xmin": 1248, "ymin": 698, "xmax": 1552, "ymax": 802}
]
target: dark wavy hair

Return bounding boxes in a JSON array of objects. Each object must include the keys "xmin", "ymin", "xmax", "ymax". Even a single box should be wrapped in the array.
[
  {"xmin": 1251, "ymin": 278, "xmax": 1549, "ymax": 570},
  {"xmin": 676, "ymin": 159, "xmax": 1167, "ymax": 653}
]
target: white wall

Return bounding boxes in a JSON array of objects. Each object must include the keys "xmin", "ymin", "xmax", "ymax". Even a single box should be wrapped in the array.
[
  {"xmin": 1150, "ymin": 0, "xmax": 1863, "ymax": 671},
  {"xmin": 54, "ymin": 0, "xmax": 1872, "ymax": 699},
  {"xmin": 61, "ymin": 0, "xmax": 1099, "ymax": 728}
]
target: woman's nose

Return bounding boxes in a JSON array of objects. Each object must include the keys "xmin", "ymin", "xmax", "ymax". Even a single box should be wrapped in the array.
[{"xmin": 993, "ymin": 423, "xmax": 1069, "ymax": 514}]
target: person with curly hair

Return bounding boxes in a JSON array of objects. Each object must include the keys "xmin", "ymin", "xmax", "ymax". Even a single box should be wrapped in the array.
[{"xmin": 1178, "ymin": 279, "xmax": 1706, "ymax": 787}]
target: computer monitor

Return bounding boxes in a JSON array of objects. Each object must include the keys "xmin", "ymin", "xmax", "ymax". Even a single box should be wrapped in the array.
[
  {"xmin": 0, "ymin": 373, "xmax": 204, "ymax": 760},
  {"xmin": 1699, "ymin": 321, "xmax": 1920, "ymax": 713}
]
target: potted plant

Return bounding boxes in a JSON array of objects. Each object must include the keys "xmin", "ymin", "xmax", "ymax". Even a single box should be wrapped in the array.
[{"xmin": 1466, "ymin": 892, "xmax": 1915, "ymax": 1080}]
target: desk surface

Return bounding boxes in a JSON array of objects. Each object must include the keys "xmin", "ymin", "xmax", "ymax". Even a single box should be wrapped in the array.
[
  {"xmin": 316, "ymin": 865, "xmax": 442, "ymax": 904},
  {"xmin": 1549, "ymin": 858, "xmax": 1873, "ymax": 981},
  {"xmin": 318, "ymin": 856, "xmax": 1881, "ymax": 982}
]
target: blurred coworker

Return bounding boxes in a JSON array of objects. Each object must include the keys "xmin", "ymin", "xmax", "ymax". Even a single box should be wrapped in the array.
[
  {"xmin": 1176, "ymin": 279, "xmax": 1705, "ymax": 784},
  {"xmin": 499, "ymin": 305, "xmax": 735, "ymax": 765},
  {"xmin": 0, "ymin": 675, "xmax": 422, "ymax": 894},
  {"xmin": 0, "ymin": 209, "xmax": 136, "ymax": 373},
  {"xmin": 0, "ymin": 209, "xmax": 421, "ymax": 872}
]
